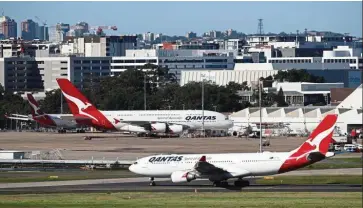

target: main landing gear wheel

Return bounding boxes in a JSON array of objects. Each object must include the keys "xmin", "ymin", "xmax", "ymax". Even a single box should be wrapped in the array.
[
  {"xmin": 213, "ymin": 181, "xmax": 228, "ymax": 187},
  {"xmin": 149, "ymin": 177, "xmax": 155, "ymax": 186},
  {"xmin": 234, "ymin": 180, "xmax": 250, "ymax": 187}
]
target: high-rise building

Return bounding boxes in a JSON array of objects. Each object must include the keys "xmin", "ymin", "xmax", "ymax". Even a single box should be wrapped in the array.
[
  {"xmin": 210, "ymin": 30, "xmax": 222, "ymax": 38},
  {"xmin": 0, "ymin": 16, "xmax": 17, "ymax": 39},
  {"xmin": 37, "ymin": 26, "xmax": 49, "ymax": 41},
  {"xmin": 143, "ymin": 32, "xmax": 155, "ymax": 42},
  {"xmin": 186, "ymin": 31, "xmax": 197, "ymax": 39},
  {"xmin": 73, "ymin": 22, "xmax": 89, "ymax": 37},
  {"xmin": 61, "ymin": 35, "xmax": 137, "ymax": 57},
  {"xmin": 49, "ymin": 23, "xmax": 69, "ymax": 43},
  {"xmin": 21, "ymin": 19, "xmax": 38, "ymax": 40},
  {"xmin": 226, "ymin": 29, "xmax": 237, "ymax": 37}
]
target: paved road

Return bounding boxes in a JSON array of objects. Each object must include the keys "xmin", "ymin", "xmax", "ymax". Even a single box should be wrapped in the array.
[
  {"xmin": 0, "ymin": 168, "xmax": 360, "ymax": 194},
  {"xmin": 0, "ymin": 168, "xmax": 360, "ymax": 190},
  {"xmin": 0, "ymin": 180, "xmax": 361, "ymax": 194}
]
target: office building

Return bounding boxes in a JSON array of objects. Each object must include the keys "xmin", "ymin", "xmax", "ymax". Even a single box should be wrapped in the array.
[
  {"xmin": 61, "ymin": 36, "xmax": 137, "ymax": 57},
  {"xmin": 21, "ymin": 19, "xmax": 38, "ymax": 40},
  {"xmin": 0, "ymin": 57, "xmax": 43, "ymax": 92},
  {"xmin": 0, "ymin": 16, "xmax": 17, "ymax": 39}
]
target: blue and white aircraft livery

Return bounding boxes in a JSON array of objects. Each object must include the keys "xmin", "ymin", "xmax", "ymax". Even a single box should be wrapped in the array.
[{"xmin": 129, "ymin": 114, "xmax": 338, "ymax": 187}]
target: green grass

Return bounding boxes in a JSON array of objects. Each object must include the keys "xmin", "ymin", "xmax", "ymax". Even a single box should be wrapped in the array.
[
  {"xmin": 256, "ymin": 175, "xmax": 362, "ymax": 185},
  {"xmin": 0, "ymin": 192, "xmax": 361, "ymax": 208},
  {"xmin": 302, "ymin": 157, "xmax": 362, "ymax": 170},
  {"xmin": 0, "ymin": 170, "xmax": 137, "ymax": 183}
]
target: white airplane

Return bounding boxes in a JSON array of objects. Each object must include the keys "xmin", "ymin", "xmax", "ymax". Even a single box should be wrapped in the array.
[
  {"xmin": 129, "ymin": 114, "xmax": 338, "ymax": 187},
  {"xmin": 56, "ymin": 78, "xmax": 233, "ymax": 136},
  {"xmin": 5, "ymin": 93, "xmax": 83, "ymax": 133}
]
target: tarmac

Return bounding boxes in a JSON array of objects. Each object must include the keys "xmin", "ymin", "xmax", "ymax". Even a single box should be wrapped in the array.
[
  {"xmin": 0, "ymin": 168, "xmax": 361, "ymax": 194},
  {"xmin": 0, "ymin": 179, "xmax": 360, "ymax": 194}
]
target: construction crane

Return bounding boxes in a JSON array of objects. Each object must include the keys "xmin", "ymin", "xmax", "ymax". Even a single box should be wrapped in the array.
[
  {"xmin": 34, "ymin": 16, "xmax": 47, "ymax": 41},
  {"xmin": 89, "ymin": 26, "xmax": 118, "ymax": 36}
]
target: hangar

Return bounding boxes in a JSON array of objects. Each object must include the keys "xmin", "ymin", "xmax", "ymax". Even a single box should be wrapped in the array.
[{"xmin": 229, "ymin": 84, "xmax": 362, "ymax": 136}]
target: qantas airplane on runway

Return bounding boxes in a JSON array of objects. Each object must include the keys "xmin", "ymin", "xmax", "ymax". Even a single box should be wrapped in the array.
[
  {"xmin": 5, "ymin": 93, "xmax": 83, "ymax": 133},
  {"xmin": 128, "ymin": 114, "xmax": 338, "ymax": 187},
  {"xmin": 56, "ymin": 78, "xmax": 233, "ymax": 136}
]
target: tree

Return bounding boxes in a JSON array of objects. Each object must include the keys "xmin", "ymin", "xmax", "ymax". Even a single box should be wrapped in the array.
[
  {"xmin": 0, "ymin": 84, "xmax": 4, "ymax": 101},
  {"xmin": 38, "ymin": 89, "xmax": 69, "ymax": 114},
  {"xmin": 0, "ymin": 90, "xmax": 29, "ymax": 129},
  {"xmin": 273, "ymin": 69, "xmax": 325, "ymax": 83},
  {"xmin": 275, "ymin": 87, "xmax": 288, "ymax": 107}
]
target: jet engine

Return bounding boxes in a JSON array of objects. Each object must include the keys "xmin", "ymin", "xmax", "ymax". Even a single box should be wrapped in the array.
[
  {"xmin": 167, "ymin": 124, "xmax": 184, "ymax": 134},
  {"xmin": 144, "ymin": 122, "xmax": 167, "ymax": 133},
  {"xmin": 120, "ymin": 124, "xmax": 147, "ymax": 133},
  {"xmin": 171, "ymin": 170, "xmax": 197, "ymax": 183}
]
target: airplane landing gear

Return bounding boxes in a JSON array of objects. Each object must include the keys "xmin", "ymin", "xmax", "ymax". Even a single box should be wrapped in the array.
[
  {"xmin": 149, "ymin": 177, "xmax": 155, "ymax": 186},
  {"xmin": 213, "ymin": 181, "xmax": 228, "ymax": 187},
  {"xmin": 58, "ymin": 129, "xmax": 66, "ymax": 133},
  {"xmin": 234, "ymin": 178, "xmax": 250, "ymax": 187}
]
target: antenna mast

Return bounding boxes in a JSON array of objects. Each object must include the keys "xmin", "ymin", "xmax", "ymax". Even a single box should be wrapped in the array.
[{"xmin": 257, "ymin": 19, "xmax": 264, "ymax": 45}]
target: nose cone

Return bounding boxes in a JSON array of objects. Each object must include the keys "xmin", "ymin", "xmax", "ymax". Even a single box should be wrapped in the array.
[{"xmin": 128, "ymin": 164, "xmax": 135, "ymax": 173}]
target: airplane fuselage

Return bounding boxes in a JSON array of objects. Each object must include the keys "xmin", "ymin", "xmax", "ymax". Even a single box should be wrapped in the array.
[
  {"xmin": 129, "ymin": 152, "xmax": 293, "ymax": 178},
  {"xmin": 35, "ymin": 114, "xmax": 78, "ymax": 129},
  {"xmin": 99, "ymin": 110, "xmax": 233, "ymax": 133}
]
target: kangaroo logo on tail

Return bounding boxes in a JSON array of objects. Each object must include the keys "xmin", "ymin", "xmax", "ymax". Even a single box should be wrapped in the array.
[
  {"xmin": 61, "ymin": 91, "xmax": 99, "ymax": 122},
  {"xmin": 278, "ymin": 114, "xmax": 338, "ymax": 173},
  {"xmin": 27, "ymin": 94, "xmax": 44, "ymax": 116}
]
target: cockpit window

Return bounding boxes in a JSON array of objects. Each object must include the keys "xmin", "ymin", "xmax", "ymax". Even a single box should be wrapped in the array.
[{"xmin": 133, "ymin": 162, "xmax": 138, "ymax": 165}]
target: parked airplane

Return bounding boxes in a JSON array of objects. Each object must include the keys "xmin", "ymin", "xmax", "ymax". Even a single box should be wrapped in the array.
[
  {"xmin": 56, "ymin": 78, "xmax": 233, "ymax": 136},
  {"xmin": 5, "ymin": 93, "xmax": 84, "ymax": 133},
  {"xmin": 128, "ymin": 114, "xmax": 338, "ymax": 187}
]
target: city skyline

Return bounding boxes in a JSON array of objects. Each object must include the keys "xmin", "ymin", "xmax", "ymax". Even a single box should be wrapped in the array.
[{"xmin": 1, "ymin": 1, "xmax": 362, "ymax": 37}]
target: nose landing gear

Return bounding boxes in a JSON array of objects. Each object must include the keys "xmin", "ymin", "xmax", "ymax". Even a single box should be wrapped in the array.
[{"xmin": 149, "ymin": 177, "xmax": 155, "ymax": 186}]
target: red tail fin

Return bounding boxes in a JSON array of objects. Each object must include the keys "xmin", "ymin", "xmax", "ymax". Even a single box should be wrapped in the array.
[
  {"xmin": 56, "ymin": 78, "xmax": 99, "ymax": 118},
  {"xmin": 294, "ymin": 114, "xmax": 338, "ymax": 155},
  {"xmin": 55, "ymin": 78, "xmax": 115, "ymax": 130},
  {"xmin": 26, "ymin": 93, "xmax": 44, "ymax": 117},
  {"xmin": 278, "ymin": 114, "xmax": 338, "ymax": 173}
]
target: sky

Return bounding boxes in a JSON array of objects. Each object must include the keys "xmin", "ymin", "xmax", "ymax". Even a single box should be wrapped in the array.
[{"xmin": 1, "ymin": 1, "xmax": 362, "ymax": 37}]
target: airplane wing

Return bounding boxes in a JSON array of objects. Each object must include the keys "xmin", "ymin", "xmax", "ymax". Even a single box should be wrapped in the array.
[
  {"xmin": 121, "ymin": 120, "xmax": 192, "ymax": 129},
  {"xmin": 9, "ymin": 114, "xmax": 30, "ymax": 118},
  {"xmin": 50, "ymin": 114, "xmax": 76, "ymax": 121},
  {"xmin": 4, "ymin": 114, "xmax": 32, "ymax": 121},
  {"xmin": 193, "ymin": 156, "xmax": 250, "ymax": 178}
]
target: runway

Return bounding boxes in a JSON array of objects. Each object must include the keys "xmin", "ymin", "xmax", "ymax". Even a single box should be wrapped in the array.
[{"xmin": 0, "ymin": 179, "xmax": 361, "ymax": 194}]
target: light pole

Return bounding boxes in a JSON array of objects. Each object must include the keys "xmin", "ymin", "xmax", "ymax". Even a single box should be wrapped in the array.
[
  {"xmin": 202, "ymin": 79, "xmax": 205, "ymax": 137},
  {"xmin": 144, "ymin": 74, "xmax": 146, "ymax": 110},
  {"xmin": 259, "ymin": 79, "xmax": 262, "ymax": 153},
  {"xmin": 60, "ymin": 91, "xmax": 63, "ymax": 114}
]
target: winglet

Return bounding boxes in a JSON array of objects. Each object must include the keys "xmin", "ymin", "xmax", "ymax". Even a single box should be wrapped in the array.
[{"xmin": 199, "ymin": 155, "xmax": 206, "ymax": 162}]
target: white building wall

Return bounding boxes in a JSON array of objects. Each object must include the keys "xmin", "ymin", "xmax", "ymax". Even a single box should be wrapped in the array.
[
  {"xmin": 36, "ymin": 57, "xmax": 70, "ymax": 90},
  {"xmin": 126, "ymin": 49, "xmax": 157, "ymax": 57},
  {"xmin": 230, "ymin": 84, "xmax": 363, "ymax": 135},
  {"xmin": 180, "ymin": 70, "xmax": 278, "ymax": 86},
  {"xmin": 267, "ymin": 42, "xmax": 297, "ymax": 49},
  {"xmin": 234, "ymin": 63, "xmax": 274, "ymax": 71}
]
